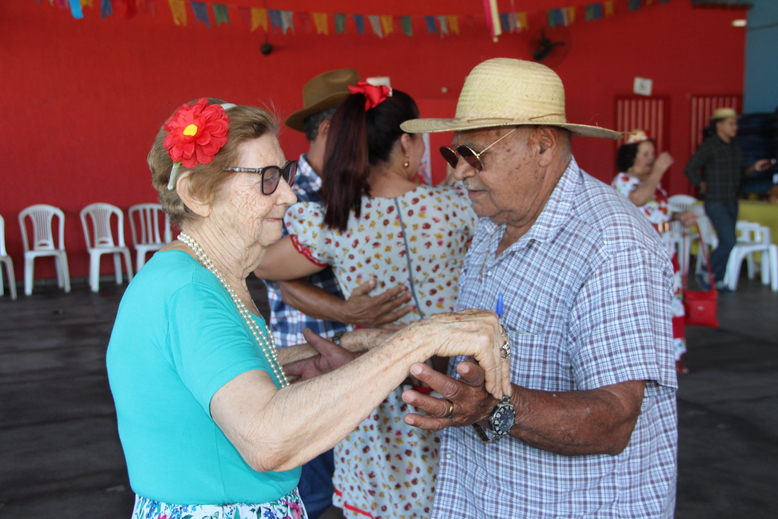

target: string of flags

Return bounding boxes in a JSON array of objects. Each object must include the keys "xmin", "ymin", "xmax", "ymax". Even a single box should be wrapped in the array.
[{"xmin": 38, "ymin": 0, "xmax": 673, "ymax": 37}]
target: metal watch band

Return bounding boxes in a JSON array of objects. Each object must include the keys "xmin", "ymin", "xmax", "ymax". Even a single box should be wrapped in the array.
[{"xmin": 471, "ymin": 423, "xmax": 505, "ymax": 444}]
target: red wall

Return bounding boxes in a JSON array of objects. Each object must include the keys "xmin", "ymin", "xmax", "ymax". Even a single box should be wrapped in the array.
[{"xmin": 0, "ymin": 0, "xmax": 746, "ymax": 280}]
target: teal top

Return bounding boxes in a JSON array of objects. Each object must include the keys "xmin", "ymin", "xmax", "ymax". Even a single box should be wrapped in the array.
[{"xmin": 106, "ymin": 250, "xmax": 300, "ymax": 505}]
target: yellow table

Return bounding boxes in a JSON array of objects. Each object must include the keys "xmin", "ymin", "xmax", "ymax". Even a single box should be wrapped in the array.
[{"xmin": 739, "ymin": 201, "xmax": 778, "ymax": 245}]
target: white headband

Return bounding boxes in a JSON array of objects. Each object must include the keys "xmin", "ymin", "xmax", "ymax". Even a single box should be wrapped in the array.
[{"xmin": 167, "ymin": 102, "xmax": 236, "ymax": 190}]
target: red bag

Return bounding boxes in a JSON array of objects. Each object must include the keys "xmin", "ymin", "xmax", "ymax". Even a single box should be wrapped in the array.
[{"xmin": 683, "ymin": 230, "xmax": 719, "ymax": 328}]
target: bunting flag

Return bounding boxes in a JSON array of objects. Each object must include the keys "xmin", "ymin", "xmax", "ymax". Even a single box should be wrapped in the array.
[
  {"xmin": 56, "ymin": 0, "xmax": 68, "ymax": 9},
  {"xmin": 353, "ymin": 14, "xmax": 365, "ymax": 35},
  {"xmin": 380, "ymin": 15, "xmax": 394, "ymax": 37},
  {"xmin": 268, "ymin": 9, "xmax": 282, "ymax": 31},
  {"xmin": 252, "ymin": 7, "xmax": 267, "ymax": 31},
  {"xmin": 447, "ymin": 14, "xmax": 459, "ymax": 35},
  {"xmin": 68, "ymin": 0, "xmax": 84, "ymax": 18},
  {"xmin": 280, "ymin": 10, "xmax": 294, "ymax": 34},
  {"xmin": 368, "ymin": 15, "xmax": 383, "ymax": 37},
  {"xmin": 191, "ymin": 1, "xmax": 210, "ymax": 27},
  {"xmin": 80, "ymin": 0, "xmax": 94, "ymax": 9},
  {"xmin": 312, "ymin": 12, "xmax": 329, "ymax": 35},
  {"xmin": 213, "ymin": 4, "xmax": 228, "ymax": 25},
  {"xmin": 499, "ymin": 12, "xmax": 510, "ymax": 32},
  {"xmin": 168, "ymin": 0, "xmax": 185, "ymax": 25},
  {"xmin": 585, "ymin": 3, "xmax": 604, "ymax": 20},
  {"xmin": 100, "ymin": 0, "xmax": 112, "ymax": 18},
  {"xmin": 568, "ymin": 6, "xmax": 576, "ymax": 23},
  {"xmin": 334, "ymin": 13, "xmax": 346, "ymax": 34},
  {"xmin": 516, "ymin": 12, "xmax": 528, "ymax": 31},
  {"xmin": 424, "ymin": 16, "xmax": 438, "ymax": 35},
  {"xmin": 605, "ymin": 1, "xmax": 616, "ymax": 16},
  {"xmin": 402, "ymin": 15, "xmax": 413, "ymax": 36},
  {"xmin": 137, "ymin": 0, "xmax": 156, "ymax": 17},
  {"xmin": 628, "ymin": 0, "xmax": 642, "ymax": 10},
  {"xmin": 437, "ymin": 15, "xmax": 449, "ymax": 36}
]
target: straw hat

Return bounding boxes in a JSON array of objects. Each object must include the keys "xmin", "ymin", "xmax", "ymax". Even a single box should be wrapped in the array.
[
  {"xmin": 401, "ymin": 58, "xmax": 620, "ymax": 139},
  {"xmin": 285, "ymin": 68, "xmax": 361, "ymax": 132},
  {"xmin": 711, "ymin": 107, "xmax": 739, "ymax": 120}
]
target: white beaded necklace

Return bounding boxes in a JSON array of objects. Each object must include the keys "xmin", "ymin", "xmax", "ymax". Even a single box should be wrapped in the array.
[{"xmin": 178, "ymin": 232, "xmax": 289, "ymax": 387}]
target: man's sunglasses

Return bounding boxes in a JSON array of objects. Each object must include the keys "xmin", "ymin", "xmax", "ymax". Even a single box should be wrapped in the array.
[
  {"xmin": 223, "ymin": 160, "xmax": 298, "ymax": 195},
  {"xmin": 439, "ymin": 128, "xmax": 516, "ymax": 171}
]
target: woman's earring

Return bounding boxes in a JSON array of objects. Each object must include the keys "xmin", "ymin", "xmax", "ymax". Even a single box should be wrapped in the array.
[{"xmin": 404, "ymin": 156, "xmax": 410, "ymax": 168}]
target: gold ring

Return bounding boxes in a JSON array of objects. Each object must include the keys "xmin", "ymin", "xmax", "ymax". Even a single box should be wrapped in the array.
[{"xmin": 444, "ymin": 400, "xmax": 455, "ymax": 419}]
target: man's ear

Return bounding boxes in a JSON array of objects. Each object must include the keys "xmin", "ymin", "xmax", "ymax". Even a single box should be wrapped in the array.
[
  {"xmin": 535, "ymin": 127, "xmax": 558, "ymax": 166},
  {"xmin": 318, "ymin": 119, "xmax": 331, "ymax": 139},
  {"xmin": 176, "ymin": 171, "xmax": 211, "ymax": 218}
]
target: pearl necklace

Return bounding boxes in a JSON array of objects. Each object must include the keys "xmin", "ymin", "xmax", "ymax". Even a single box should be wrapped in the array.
[{"xmin": 178, "ymin": 232, "xmax": 288, "ymax": 387}]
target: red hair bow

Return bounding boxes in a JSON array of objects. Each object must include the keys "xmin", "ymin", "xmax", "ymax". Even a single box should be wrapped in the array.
[{"xmin": 349, "ymin": 81, "xmax": 391, "ymax": 110}]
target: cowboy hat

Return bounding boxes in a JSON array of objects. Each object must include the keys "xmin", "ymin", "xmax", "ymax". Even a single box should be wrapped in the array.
[
  {"xmin": 401, "ymin": 58, "xmax": 620, "ymax": 139},
  {"xmin": 285, "ymin": 68, "xmax": 361, "ymax": 132},
  {"xmin": 710, "ymin": 107, "xmax": 739, "ymax": 120}
]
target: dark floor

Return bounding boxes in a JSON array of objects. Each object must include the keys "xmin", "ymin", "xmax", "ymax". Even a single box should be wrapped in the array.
[{"xmin": 0, "ymin": 274, "xmax": 777, "ymax": 518}]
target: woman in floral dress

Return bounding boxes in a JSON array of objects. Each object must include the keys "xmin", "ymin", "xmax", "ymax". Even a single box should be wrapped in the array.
[
  {"xmin": 256, "ymin": 85, "xmax": 478, "ymax": 518},
  {"xmin": 613, "ymin": 130, "xmax": 696, "ymax": 374}
]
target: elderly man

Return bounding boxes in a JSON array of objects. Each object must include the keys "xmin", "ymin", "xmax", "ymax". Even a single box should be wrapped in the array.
[{"xmin": 398, "ymin": 58, "xmax": 678, "ymax": 518}]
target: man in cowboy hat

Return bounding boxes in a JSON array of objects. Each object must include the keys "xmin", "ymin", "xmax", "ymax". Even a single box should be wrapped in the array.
[
  {"xmin": 258, "ymin": 68, "xmax": 412, "ymax": 518},
  {"xmin": 684, "ymin": 107, "xmax": 772, "ymax": 292},
  {"xmin": 397, "ymin": 58, "xmax": 679, "ymax": 518}
]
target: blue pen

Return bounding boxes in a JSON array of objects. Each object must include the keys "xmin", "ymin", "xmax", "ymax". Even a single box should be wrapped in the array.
[{"xmin": 495, "ymin": 292, "xmax": 504, "ymax": 316}]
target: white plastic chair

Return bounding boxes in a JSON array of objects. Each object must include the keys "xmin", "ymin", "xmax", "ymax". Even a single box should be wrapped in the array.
[
  {"xmin": 694, "ymin": 213, "xmax": 719, "ymax": 277},
  {"xmin": 18, "ymin": 204, "xmax": 71, "ymax": 296},
  {"xmin": 0, "ymin": 215, "xmax": 17, "ymax": 300},
  {"xmin": 667, "ymin": 195, "xmax": 700, "ymax": 277},
  {"xmin": 725, "ymin": 221, "xmax": 777, "ymax": 291},
  {"xmin": 80, "ymin": 203, "xmax": 133, "ymax": 293},
  {"xmin": 128, "ymin": 203, "xmax": 172, "ymax": 272}
]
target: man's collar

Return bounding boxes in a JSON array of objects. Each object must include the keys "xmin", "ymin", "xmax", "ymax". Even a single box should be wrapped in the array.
[{"xmin": 297, "ymin": 153, "xmax": 323, "ymax": 191}]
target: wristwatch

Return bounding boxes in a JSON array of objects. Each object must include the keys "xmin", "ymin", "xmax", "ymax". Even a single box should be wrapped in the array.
[{"xmin": 471, "ymin": 396, "xmax": 515, "ymax": 444}]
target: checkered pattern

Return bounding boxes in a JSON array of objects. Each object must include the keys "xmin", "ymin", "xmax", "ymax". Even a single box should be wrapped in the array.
[
  {"xmin": 261, "ymin": 154, "xmax": 348, "ymax": 348},
  {"xmin": 684, "ymin": 134, "xmax": 743, "ymax": 206},
  {"xmin": 433, "ymin": 159, "xmax": 678, "ymax": 518}
]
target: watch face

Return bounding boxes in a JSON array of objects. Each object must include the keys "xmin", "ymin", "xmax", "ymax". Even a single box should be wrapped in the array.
[{"xmin": 490, "ymin": 399, "xmax": 515, "ymax": 435}]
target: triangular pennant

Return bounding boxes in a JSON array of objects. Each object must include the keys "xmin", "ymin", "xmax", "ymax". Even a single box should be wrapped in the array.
[
  {"xmin": 595, "ymin": 3, "xmax": 603, "ymax": 19},
  {"xmin": 368, "ymin": 15, "xmax": 383, "ymax": 37},
  {"xmin": 168, "ymin": 0, "xmax": 186, "ymax": 25},
  {"xmin": 585, "ymin": 4, "xmax": 594, "ymax": 21},
  {"xmin": 380, "ymin": 15, "xmax": 393, "ymax": 37},
  {"xmin": 547, "ymin": 9, "xmax": 557, "ymax": 28},
  {"xmin": 629, "ymin": 0, "xmax": 642, "ymax": 11},
  {"xmin": 401, "ymin": 15, "xmax": 413, "ymax": 36},
  {"xmin": 568, "ymin": 6, "xmax": 576, "ymax": 24},
  {"xmin": 280, "ymin": 10, "xmax": 294, "ymax": 34},
  {"xmin": 56, "ymin": 0, "xmax": 68, "ymax": 9},
  {"xmin": 100, "ymin": 0, "xmax": 112, "ymax": 18},
  {"xmin": 437, "ymin": 15, "xmax": 449, "ymax": 36},
  {"xmin": 296, "ymin": 12, "xmax": 314, "ymax": 34},
  {"xmin": 334, "ymin": 13, "xmax": 346, "ymax": 34},
  {"xmin": 312, "ymin": 13, "xmax": 329, "ymax": 35},
  {"xmin": 424, "ymin": 16, "xmax": 438, "ymax": 35},
  {"xmin": 353, "ymin": 14, "xmax": 365, "ymax": 35},
  {"xmin": 213, "ymin": 4, "xmax": 228, "ymax": 26},
  {"xmin": 68, "ymin": 0, "xmax": 84, "ymax": 18},
  {"xmin": 517, "ymin": 12, "xmax": 528, "ymax": 31},
  {"xmin": 646, "ymin": 0, "xmax": 655, "ymax": 5},
  {"xmin": 80, "ymin": 0, "xmax": 94, "ymax": 9},
  {"xmin": 604, "ymin": 1, "xmax": 615, "ymax": 16},
  {"xmin": 447, "ymin": 15, "xmax": 459, "ymax": 35},
  {"xmin": 250, "ymin": 8, "xmax": 267, "ymax": 32},
  {"xmin": 191, "ymin": 2, "xmax": 211, "ymax": 27},
  {"xmin": 499, "ymin": 12, "xmax": 510, "ymax": 33},
  {"xmin": 560, "ymin": 7, "xmax": 569, "ymax": 26},
  {"xmin": 507, "ymin": 12, "xmax": 517, "ymax": 32},
  {"xmin": 268, "ymin": 9, "xmax": 282, "ymax": 32},
  {"xmin": 115, "ymin": 0, "xmax": 138, "ymax": 19}
]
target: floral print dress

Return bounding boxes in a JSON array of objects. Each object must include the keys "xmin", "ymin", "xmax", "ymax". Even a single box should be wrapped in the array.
[
  {"xmin": 612, "ymin": 173, "xmax": 686, "ymax": 361},
  {"xmin": 285, "ymin": 183, "xmax": 478, "ymax": 519}
]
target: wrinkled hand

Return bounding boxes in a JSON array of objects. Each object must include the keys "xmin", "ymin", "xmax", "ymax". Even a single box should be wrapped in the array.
[
  {"xmin": 653, "ymin": 152, "xmax": 674, "ymax": 177},
  {"xmin": 402, "ymin": 360, "xmax": 498, "ymax": 431},
  {"xmin": 284, "ymin": 328, "xmax": 358, "ymax": 383},
  {"xmin": 398, "ymin": 309, "xmax": 511, "ymax": 399},
  {"xmin": 677, "ymin": 211, "xmax": 696, "ymax": 228},
  {"xmin": 341, "ymin": 279, "xmax": 414, "ymax": 328}
]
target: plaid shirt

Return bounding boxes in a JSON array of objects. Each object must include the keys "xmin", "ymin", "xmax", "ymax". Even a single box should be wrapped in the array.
[
  {"xmin": 684, "ymin": 134, "xmax": 743, "ymax": 206},
  {"xmin": 261, "ymin": 154, "xmax": 348, "ymax": 348},
  {"xmin": 434, "ymin": 159, "xmax": 678, "ymax": 518}
]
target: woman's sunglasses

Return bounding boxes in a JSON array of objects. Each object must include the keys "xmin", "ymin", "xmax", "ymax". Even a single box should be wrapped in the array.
[
  {"xmin": 223, "ymin": 160, "xmax": 298, "ymax": 195},
  {"xmin": 439, "ymin": 128, "xmax": 516, "ymax": 171}
]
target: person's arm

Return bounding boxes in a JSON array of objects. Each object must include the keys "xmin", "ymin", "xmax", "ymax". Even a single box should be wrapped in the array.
[
  {"xmin": 627, "ymin": 152, "xmax": 673, "ymax": 207},
  {"xmin": 278, "ymin": 278, "xmax": 414, "ymax": 328},
  {"xmin": 684, "ymin": 140, "xmax": 712, "ymax": 187},
  {"xmin": 744, "ymin": 159, "xmax": 775, "ymax": 177},
  {"xmin": 210, "ymin": 309, "xmax": 511, "ymax": 473},
  {"xmin": 255, "ymin": 235, "xmax": 325, "ymax": 281}
]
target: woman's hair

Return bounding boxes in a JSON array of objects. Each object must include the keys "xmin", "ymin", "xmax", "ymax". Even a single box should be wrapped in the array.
[
  {"xmin": 616, "ymin": 138, "xmax": 655, "ymax": 173},
  {"xmin": 148, "ymin": 98, "xmax": 278, "ymax": 225},
  {"xmin": 320, "ymin": 89, "xmax": 419, "ymax": 231}
]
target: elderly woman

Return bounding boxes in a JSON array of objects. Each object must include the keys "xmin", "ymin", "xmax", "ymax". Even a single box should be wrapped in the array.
[
  {"xmin": 106, "ymin": 98, "xmax": 509, "ymax": 519},
  {"xmin": 612, "ymin": 130, "xmax": 695, "ymax": 373},
  {"xmin": 254, "ymin": 85, "xmax": 478, "ymax": 518}
]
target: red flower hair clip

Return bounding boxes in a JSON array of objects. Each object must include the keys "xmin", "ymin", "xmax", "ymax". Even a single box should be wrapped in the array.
[
  {"xmin": 163, "ymin": 98, "xmax": 231, "ymax": 190},
  {"xmin": 349, "ymin": 81, "xmax": 392, "ymax": 110}
]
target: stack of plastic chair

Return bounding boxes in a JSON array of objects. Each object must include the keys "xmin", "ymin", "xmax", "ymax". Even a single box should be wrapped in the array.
[
  {"xmin": 80, "ymin": 203, "xmax": 133, "ymax": 293},
  {"xmin": 725, "ymin": 221, "xmax": 777, "ymax": 291},
  {"xmin": 667, "ymin": 194, "xmax": 700, "ymax": 277},
  {"xmin": 0, "ymin": 215, "xmax": 17, "ymax": 300},
  {"xmin": 128, "ymin": 203, "xmax": 172, "ymax": 272},
  {"xmin": 18, "ymin": 204, "xmax": 71, "ymax": 296}
]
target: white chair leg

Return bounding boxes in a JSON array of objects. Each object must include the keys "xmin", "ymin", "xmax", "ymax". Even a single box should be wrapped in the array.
[
  {"xmin": 770, "ymin": 245, "xmax": 778, "ymax": 292},
  {"xmin": 0, "ymin": 263, "xmax": 4, "ymax": 297},
  {"xmin": 123, "ymin": 250, "xmax": 134, "ymax": 282},
  {"xmin": 60, "ymin": 253, "xmax": 71, "ymax": 293},
  {"xmin": 89, "ymin": 251, "xmax": 101, "ymax": 293},
  {"xmin": 113, "ymin": 253, "xmax": 123, "ymax": 284},
  {"xmin": 7, "ymin": 260, "xmax": 17, "ymax": 300},
  {"xmin": 24, "ymin": 256, "xmax": 34, "ymax": 296},
  {"xmin": 746, "ymin": 252, "xmax": 755, "ymax": 280},
  {"xmin": 726, "ymin": 251, "xmax": 743, "ymax": 291}
]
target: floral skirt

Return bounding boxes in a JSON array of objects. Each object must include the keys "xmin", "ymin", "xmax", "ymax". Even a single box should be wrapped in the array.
[
  {"xmin": 670, "ymin": 253, "xmax": 687, "ymax": 361},
  {"xmin": 333, "ymin": 387, "xmax": 440, "ymax": 519},
  {"xmin": 132, "ymin": 488, "xmax": 306, "ymax": 519}
]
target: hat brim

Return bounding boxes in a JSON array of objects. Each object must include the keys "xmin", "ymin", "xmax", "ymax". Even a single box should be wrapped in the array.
[
  {"xmin": 401, "ymin": 118, "xmax": 621, "ymax": 140},
  {"xmin": 285, "ymin": 92, "xmax": 352, "ymax": 132}
]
